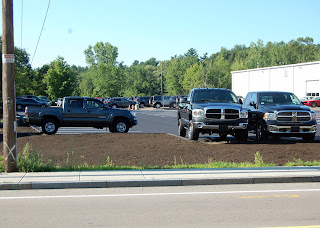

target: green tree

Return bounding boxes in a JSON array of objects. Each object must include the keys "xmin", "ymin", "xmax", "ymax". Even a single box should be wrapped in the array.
[
  {"xmin": 84, "ymin": 41, "xmax": 118, "ymax": 66},
  {"xmin": 43, "ymin": 57, "xmax": 76, "ymax": 98}
]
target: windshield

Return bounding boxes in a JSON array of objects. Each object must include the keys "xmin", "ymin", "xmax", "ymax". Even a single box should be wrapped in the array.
[
  {"xmin": 193, "ymin": 90, "xmax": 238, "ymax": 103},
  {"xmin": 258, "ymin": 93, "xmax": 301, "ymax": 105}
]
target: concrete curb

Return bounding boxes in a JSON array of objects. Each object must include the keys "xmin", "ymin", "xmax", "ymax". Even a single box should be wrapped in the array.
[{"xmin": 1, "ymin": 176, "xmax": 320, "ymax": 190}]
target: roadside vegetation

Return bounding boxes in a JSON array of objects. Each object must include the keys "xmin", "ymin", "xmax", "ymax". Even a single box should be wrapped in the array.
[
  {"xmin": 1, "ymin": 144, "xmax": 320, "ymax": 173},
  {"xmin": 1, "ymin": 36, "xmax": 320, "ymax": 103}
]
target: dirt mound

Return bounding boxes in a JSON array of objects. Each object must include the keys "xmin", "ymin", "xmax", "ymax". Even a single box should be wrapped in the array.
[{"xmin": 0, "ymin": 127, "xmax": 319, "ymax": 167}]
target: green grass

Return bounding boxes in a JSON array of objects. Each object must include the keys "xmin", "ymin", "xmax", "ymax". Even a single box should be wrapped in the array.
[{"xmin": 0, "ymin": 144, "xmax": 319, "ymax": 172}]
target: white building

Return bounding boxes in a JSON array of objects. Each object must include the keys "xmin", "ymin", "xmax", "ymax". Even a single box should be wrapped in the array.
[{"xmin": 231, "ymin": 61, "xmax": 320, "ymax": 99}]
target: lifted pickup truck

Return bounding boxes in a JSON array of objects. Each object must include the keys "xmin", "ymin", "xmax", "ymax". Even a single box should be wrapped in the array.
[
  {"xmin": 24, "ymin": 96, "xmax": 137, "ymax": 134},
  {"xmin": 243, "ymin": 91, "xmax": 317, "ymax": 141},
  {"xmin": 177, "ymin": 88, "xmax": 248, "ymax": 141}
]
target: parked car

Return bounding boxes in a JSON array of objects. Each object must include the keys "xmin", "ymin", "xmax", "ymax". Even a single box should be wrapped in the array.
[
  {"xmin": 134, "ymin": 96, "xmax": 151, "ymax": 108},
  {"xmin": 243, "ymin": 91, "xmax": 317, "ymax": 141},
  {"xmin": 16, "ymin": 98, "xmax": 50, "ymax": 110},
  {"xmin": 300, "ymin": 96, "xmax": 314, "ymax": 102},
  {"xmin": 24, "ymin": 96, "xmax": 137, "ymax": 134},
  {"xmin": 301, "ymin": 97, "xmax": 320, "ymax": 107},
  {"xmin": 149, "ymin": 95, "xmax": 177, "ymax": 108},
  {"xmin": 107, "ymin": 97, "xmax": 137, "ymax": 109}
]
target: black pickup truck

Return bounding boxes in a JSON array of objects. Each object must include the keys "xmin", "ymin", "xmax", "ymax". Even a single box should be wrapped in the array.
[
  {"xmin": 177, "ymin": 88, "xmax": 248, "ymax": 141},
  {"xmin": 243, "ymin": 91, "xmax": 317, "ymax": 141},
  {"xmin": 24, "ymin": 96, "xmax": 137, "ymax": 134}
]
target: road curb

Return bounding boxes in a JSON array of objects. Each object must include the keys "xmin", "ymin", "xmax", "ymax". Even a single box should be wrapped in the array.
[{"xmin": 1, "ymin": 176, "xmax": 320, "ymax": 190}]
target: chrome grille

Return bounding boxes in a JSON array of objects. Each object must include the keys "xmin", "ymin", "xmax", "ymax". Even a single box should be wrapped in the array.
[
  {"xmin": 276, "ymin": 111, "xmax": 311, "ymax": 122},
  {"xmin": 206, "ymin": 109, "xmax": 239, "ymax": 119}
]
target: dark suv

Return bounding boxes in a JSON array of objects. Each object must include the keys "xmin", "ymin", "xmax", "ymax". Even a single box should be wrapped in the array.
[
  {"xmin": 135, "ymin": 96, "xmax": 151, "ymax": 108},
  {"xmin": 107, "ymin": 97, "xmax": 136, "ymax": 109},
  {"xmin": 243, "ymin": 91, "xmax": 317, "ymax": 141}
]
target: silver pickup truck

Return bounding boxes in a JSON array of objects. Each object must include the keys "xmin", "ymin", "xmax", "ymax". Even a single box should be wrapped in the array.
[{"xmin": 24, "ymin": 96, "xmax": 137, "ymax": 134}]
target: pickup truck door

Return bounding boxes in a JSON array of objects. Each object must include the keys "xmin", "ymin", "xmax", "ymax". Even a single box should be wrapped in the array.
[
  {"xmin": 63, "ymin": 98, "xmax": 89, "ymax": 125},
  {"xmin": 83, "ymin": 99, "xmax": 111, "ymax": 126}
]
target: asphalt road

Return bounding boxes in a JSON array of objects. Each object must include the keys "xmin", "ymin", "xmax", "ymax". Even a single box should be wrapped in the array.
[{"xmin": 1, "ymin": 183, "xmax": 319, "ymax": 227}]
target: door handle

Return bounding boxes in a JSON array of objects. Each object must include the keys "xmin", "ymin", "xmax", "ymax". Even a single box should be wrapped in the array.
[{"xmin": 87, "ymin": 110, "xmax": 92, "ymax": 113}]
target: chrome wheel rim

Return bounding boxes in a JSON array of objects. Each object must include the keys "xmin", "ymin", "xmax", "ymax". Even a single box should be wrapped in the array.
[
  {"xmin": 45, "ymin": 122, "xmax": 56, "ymax": 133},
  {"xmin": 116, "ymin": 122, "xmax": 127, "ymax": 132}
]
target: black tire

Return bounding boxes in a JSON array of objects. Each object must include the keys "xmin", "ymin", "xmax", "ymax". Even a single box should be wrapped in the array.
[
  {"xmin": 112, "ymin": 119, "xmax": 129, "ymax": 133},
  {"xmin": 187, "ymin": 120, "xmax": 199, "ymax": 141},
  {"xmin": 235, "ymin": 129, "xmax": 248, "ymax": 141},
  {"xmin": 155, "ymin": 103, "xmax": 161, "ymax": 109},
  {"xmin": 17, "ymin": 104, "xmax": 23, "ymax": 110},
  {"xmin": 139, "ymin": 103, "xmax": 145, "ymax": 108},
  {"xmin": 42, "ymin": 119, "xmax": 58, "ymax": 135},
  {"xmin": 311, "ymin": 102, "xmax": 317, "ymax": 107},
  {"xmin": 178, "ymin": 119, "xmax": 186, "ymax": 137},
  {"xmin": 256, "ymin": 121, "xmax": 268, "ymax": 141},
  {"xmin": 302, "ymin": 133, "xmax": 315, "ymax": 141}
]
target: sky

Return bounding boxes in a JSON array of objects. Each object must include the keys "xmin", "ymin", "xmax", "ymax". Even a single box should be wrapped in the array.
[{"xmin": 1, "ymin": 0, "xmax": 320, "ymax": 69}]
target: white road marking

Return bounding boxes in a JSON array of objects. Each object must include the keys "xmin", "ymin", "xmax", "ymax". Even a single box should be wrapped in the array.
[{"xmin": 1, "ymin": 189, "xmax": 320, "ymax": 200}]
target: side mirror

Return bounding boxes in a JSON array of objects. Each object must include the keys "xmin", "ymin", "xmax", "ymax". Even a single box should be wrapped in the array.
[
  {"xmin": 250, "ymin": 101, "xmax": 258, "ymax": 109},
  {"xmin": 238, "ymin": 99, "xmax": 243, "ymax": 105}
]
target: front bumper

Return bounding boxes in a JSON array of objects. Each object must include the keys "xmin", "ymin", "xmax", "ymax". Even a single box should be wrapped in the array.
[{"xmin": 266, "ymin": 124, "xmax": 317, "ymax": 134}]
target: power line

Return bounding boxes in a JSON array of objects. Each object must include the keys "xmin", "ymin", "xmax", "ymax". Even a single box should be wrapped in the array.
[{"xmin": 31, "ymin": 0, "xmax": 51, "ymax": 65}]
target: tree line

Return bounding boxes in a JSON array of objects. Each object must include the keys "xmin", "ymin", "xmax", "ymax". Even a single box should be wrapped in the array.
[{"xmin": 1, "ymin": 37, "xmax": 320, "ymax": 101}]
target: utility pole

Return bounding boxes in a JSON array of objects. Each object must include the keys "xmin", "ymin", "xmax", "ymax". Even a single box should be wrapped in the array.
[
  {"xmin": 2, "ymin": 0, "xmax": 17, "ymax": 172},
  {"xmin": 160, "ymin": 61, "xmax": 163, "ymax": 94}
]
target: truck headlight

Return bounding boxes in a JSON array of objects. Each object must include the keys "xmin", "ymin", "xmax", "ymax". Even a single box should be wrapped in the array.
[
  {"xmin": 263, "ymin": 112, "xmax": 277, "ymax": 121},
  {"xmin": 311, "ymin": 111, "xmax": 316, "ymax": 120},
  {"xmin": 130, "ymin": 111, "xmax": 137, "ymax": 117},
  {"xmin": 240, "ymin": 110, "xmax": 248, "ymax": 118},
  {"xmin": 192, "ymin": 109, "xmax": 204, "ymax": 117}
]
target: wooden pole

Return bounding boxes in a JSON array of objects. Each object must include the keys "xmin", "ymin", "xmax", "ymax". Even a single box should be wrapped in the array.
[
  {"xmin": 160, "ymin": 61, "xmax": 163, "ymax": 94},
  {"xmin": 2, "ymin": 0, "xmax": 17, "ymax": 172}
]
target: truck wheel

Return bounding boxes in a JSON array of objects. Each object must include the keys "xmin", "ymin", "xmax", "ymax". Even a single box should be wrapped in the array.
[
  {"xmin": 42, "ymin": 119, "xmax": 58, "ymax": 135},
  {"xmin": 112, "ymin": 119, "xmax": 129, "ymax": 133},
  {"xmin": 178, "ymin": 119, "xmax": 186, "ymax": 137},
  {"xmin": 155, "ymin": 103, "xmax": 161, "ymax": 109},
  {"xmin": 17, "ymin": 104, "xmax": 23, "ymax": 110},
  {"xmin": 235, "ymin": 129, "xmax": 248, "ymax": 141},
  {"xmin": 171, "ymin": 103, "xmax": 177, "ymax": 108},
  {"xmin": 256, "ymin": 121, "xmax": 268, "ymax": 141},
  {"xmin": 311, "ymin": 102, "xmax": 317, "ymax": 107},
  {"xmin": 187, "ymin": 120, "xmax": 199, "ymax": 141},
  {"xmin": 139, "ymin": 103, "xmax": 145, "ymax": 108},
  {"xmin": 302, "ymin": 133, "xmax": 315, "ymax": 141}
]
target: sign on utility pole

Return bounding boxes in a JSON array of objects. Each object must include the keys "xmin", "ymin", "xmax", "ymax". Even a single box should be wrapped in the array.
[{"xmin": 2, "ymin": 0, "xmax": 17, "ymax": 172}]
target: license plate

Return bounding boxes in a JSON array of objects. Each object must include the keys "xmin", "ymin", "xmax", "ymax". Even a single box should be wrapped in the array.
[
  {"xmin": 219, "ymin": 125, "xmax": 229, "ymax": 132},
  {"xmin": 291, "ymin": 126, "xmax": 299, "ymax": 132}
]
